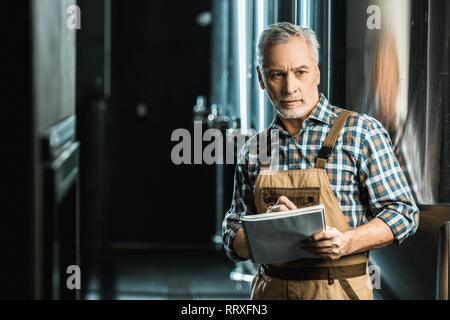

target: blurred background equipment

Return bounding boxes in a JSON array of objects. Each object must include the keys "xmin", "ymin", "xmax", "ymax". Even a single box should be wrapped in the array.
[
  {"xmin": 42, "ymin": 116, "xmax": 80, "ymax": 300},
  {"xmin": 209, "ymin": 0, "xmax": 449, "ymax": 299},
  {"xmin": 2, "ymin": 0, "xmax": 449, "ymax": 300}
]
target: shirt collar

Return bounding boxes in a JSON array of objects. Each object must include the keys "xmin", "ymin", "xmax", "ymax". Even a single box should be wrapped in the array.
[
  {"xmin": 307, "ymin": 93, "xmax": 333, "ymax": 125},
  {"xmin": 269, "ymin": 93, "xmax": 333, "ymax": 132}
]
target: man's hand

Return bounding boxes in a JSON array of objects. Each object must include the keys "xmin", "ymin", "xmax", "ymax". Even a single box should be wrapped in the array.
[
  {"xmin": 299, "ymin": 226, "xmax": 350, "ymax": 260},
  {"xmin": 233, "ymin": 228, "xmax": 250, "ymax": 260},
  {"xmin": 266, "ymin": 196, "xmax": 297, "ymax": 212},
  {"xmin": 233, "ymin": 196, "xmax": 297, "ymax": 260},
  {"xmin": 300, "ymin": 218, "xmax": 395, "ymax": 259}
]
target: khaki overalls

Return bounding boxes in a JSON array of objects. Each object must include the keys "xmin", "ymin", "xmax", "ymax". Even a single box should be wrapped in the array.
[{"xmin": 250, "ymin": 111, "xmax": 373, "ymax": 300}]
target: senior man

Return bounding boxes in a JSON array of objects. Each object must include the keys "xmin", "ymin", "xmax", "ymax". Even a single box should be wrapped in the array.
[{"xmin": 222, "ymin": 22, "xmax": 419, "ymax": 300}]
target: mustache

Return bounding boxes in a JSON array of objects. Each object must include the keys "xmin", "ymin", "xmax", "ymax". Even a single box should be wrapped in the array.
[{"xmin": 279, "ymin": 97, "xmax": 304, "ymax": 102}]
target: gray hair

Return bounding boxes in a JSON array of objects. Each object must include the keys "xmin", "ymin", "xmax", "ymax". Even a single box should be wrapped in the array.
[{"xmin": 257, "ymin": 22, "xmax": 320, "ymax": 68}]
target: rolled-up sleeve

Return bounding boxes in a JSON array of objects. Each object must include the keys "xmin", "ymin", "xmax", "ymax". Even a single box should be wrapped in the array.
[
  {"xmin": 358, "ymin": 119, "xmax": 419, "ymax": 244},
  {"xmin": 222, "ymin": 147, "xmax": 256, "ymax": 261}
]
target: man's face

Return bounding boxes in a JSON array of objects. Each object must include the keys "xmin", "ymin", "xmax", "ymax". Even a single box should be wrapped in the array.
[{"xmin": 257, "ymin": 36, "xmax": 321, "ymax": 120}]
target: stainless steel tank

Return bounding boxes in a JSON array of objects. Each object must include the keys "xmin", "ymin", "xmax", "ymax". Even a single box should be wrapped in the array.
[
  {"xmin": 211, "ymin": 0, "xmax": 450, "ymax": 299},
  {"xmin": 345, "ymin": 0, "xmax": 450, "ymax": 299}
]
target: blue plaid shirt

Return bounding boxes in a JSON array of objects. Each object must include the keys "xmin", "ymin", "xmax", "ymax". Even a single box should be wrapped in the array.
[{"xmin": 222, "ymin": 94, "xmax": 419, "ymax": 261}]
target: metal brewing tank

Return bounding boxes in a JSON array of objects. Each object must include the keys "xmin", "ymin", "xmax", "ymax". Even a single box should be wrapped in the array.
[
  {"xmin": 345, "ymin": 0, "xmax": 450, "ymax": 299},
  {"xmin": 210, "ymin": 0, "xmax": 449, "ymax": 299}
]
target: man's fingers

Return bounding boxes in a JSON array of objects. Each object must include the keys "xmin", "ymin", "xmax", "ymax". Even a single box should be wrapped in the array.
[
  {"xmin": 299, "ymin": 243, "xmax": 337, "ymax": 257},
  {"xmin": 311, "ymin": 240, "xmax": 334, "ymax": 249},
  {"xmin": 273, "ymin": 204, "xmax": 289, "ymax": 212},
  {"xmin": 276, "ymin": 196, "xmax": 297, "ymax": 210},
  {"xmin": 311, "ymin": 230, "xmax": 334, "ymax": 241},
  {"xmin": 299, "ymin": 239, "xmax": 332, "ymax": 248},
  {"xmin": 299, "ymin": 227, "xmax": 348, "ymax": 261},
  {"xmin": 299, "ymin": 234, "xmax": 335, "ymax": 249},
  {"xmin": 267, "ymin": 196, "xmax": 298, "ymax": 212},
  {"xmin": 267, "ymin": 204, "xmax": 289, "ymax": 212}
]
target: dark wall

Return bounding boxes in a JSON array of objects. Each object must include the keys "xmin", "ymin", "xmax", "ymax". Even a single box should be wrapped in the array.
[
  {"xmin": 329, "ymin": 0, "xmax": 347, "ymax": 107},
  {"xmin": 2, "ymin": 1, "xmax": 33, "ymax": 299},
  {"xmin": 109, "ymin": 0, "xmax": 214, "ymax": 244},
  {"xmin": 75, "ymin": 0, "xmax": 108, "ymax": 291},
  {"xmin": 2, "ymin": 0, "xmax": 77, "ymax": 298}
]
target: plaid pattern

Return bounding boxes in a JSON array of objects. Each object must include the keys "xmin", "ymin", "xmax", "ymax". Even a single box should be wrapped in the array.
[{"xmin": 222, "ymin": 93, "xmax": 419, "ymax": 261}]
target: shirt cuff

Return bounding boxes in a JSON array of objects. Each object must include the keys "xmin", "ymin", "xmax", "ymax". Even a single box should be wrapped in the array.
[
  {"xmin": 375, "ymin": 208, "xmax": 417, "ymax": 245},
  {"xmin": 224, "ymin": 224, "xmax": 249, "ymax": 262}
]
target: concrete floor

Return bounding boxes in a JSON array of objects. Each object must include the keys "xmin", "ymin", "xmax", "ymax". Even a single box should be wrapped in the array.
[
  {"xmin": 82, "ymin": 246, "xmax": 385, "ymax": 300},
  {"xmin": 83, "ymin": 247, "xmax": 252, "ymax": 300}
]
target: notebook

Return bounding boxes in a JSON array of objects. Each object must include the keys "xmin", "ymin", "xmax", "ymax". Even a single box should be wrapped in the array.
[{"xmin": 241, "ymin": 204, "xmax": 326, "ymax": 264}]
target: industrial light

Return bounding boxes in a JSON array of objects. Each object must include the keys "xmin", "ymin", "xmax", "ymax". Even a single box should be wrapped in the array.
[
  {"xmin": 237, "ymin": 0, "xmax": 248, "ymax": 131},
  {"xmin": 257, "ymin": 0, "xmax": 265, "ymax": 131},
  {"xmin": 300, "ymin": 0, "xmax": 310, "ymax": 27}
]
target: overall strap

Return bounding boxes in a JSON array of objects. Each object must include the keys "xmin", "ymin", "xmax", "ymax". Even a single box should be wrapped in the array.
[
  {"xmin": 257, "ymin": 128, "xmax": 272, "ymax": 169},
  {"xmin": 315, "ymin": 110, "xmax": 352, "ymax": 169}
]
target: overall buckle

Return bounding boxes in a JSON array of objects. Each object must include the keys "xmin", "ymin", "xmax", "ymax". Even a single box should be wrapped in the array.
[{"xmin": 318, "ymin": 146, "xmax": 333, "ymax": 159}]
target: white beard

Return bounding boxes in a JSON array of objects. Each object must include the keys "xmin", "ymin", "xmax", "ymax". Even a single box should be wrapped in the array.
[{"xmin": 275, "ymin": 102, "xmax": 311, "ymax": 119}]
